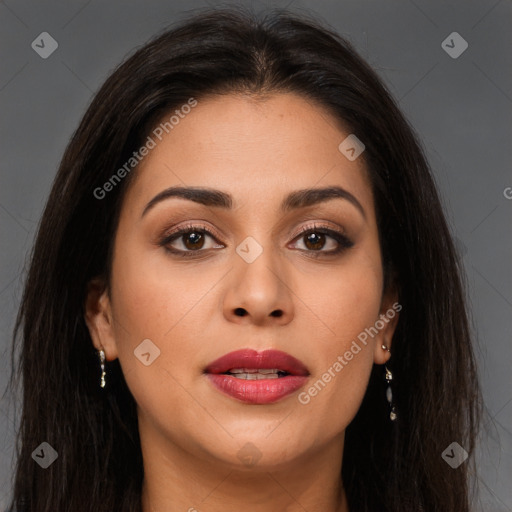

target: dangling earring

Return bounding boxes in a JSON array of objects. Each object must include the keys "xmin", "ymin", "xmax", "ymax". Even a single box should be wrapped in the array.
[
  {"xmin": 382, "ymin": 344, "xmax": 397, "ymax": 421},
  {"xmin": 98, "ymin": 348, "xmax": 106, "ymax": 388}
]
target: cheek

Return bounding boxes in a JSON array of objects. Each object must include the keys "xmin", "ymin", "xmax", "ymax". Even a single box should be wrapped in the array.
[
  {"xmin": 327, "ymin": 268, "xmax": 381, "ymax": 326},
  {"xmin": 110, "ymin": 240, "xmax": 217, "ymax": 340},
  {"xmin": 306, "ymin": 243, "xmax": 383, "ymax": 345},
  {"xmin": 107, "ymin": 244, "xmax": 215, "ymax": 404},
  {"xmin": 107, "ymin": 256, "xmax": 218, "ymax": 446},
  {"xmin": 291, "ymin": 250, "xmax": 383, "ymax": 436}
]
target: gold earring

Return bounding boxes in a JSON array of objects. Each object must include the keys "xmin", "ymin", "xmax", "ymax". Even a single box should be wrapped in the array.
[
  {"xmin": 382, "ymin": 345, "xmax": 397, "ymax": 421},
  {"xmin": 98, "ymin": 349, "xmax": 106, "ymax": 388}
]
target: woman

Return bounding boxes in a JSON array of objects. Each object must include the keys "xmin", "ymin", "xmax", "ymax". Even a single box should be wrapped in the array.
[{"xmin": 7, "ymin": 7, "xmax": 481, "ymax": 511}]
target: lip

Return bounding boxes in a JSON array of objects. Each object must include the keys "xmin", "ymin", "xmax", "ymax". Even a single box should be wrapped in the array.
[{"xmin": 204, "ymin": 349, "xmax": 310, "ymax": 404}]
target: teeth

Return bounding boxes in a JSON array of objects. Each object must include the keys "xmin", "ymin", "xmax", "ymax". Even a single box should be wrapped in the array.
[
  {"xmin": 226, "ymin": 369, "xmax": 287, "ymax": 380},
  {"xmin": 229, "ymin": 368, "xmax": 282, "ymax": 374},
  {"xmin": 231, "ymin": 372, "xmax": 280, "ymax": 380}
]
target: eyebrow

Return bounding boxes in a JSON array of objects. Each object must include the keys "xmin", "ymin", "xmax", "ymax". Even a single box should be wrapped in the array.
[{"xmin": 141, "ymin": 185, "xmax": 366, "ymax": 219}]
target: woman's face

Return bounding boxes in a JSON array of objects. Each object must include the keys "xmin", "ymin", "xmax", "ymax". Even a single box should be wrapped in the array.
[{"xmin": 86, "ymin": 92, "xmax": 398, "ymax": 470}]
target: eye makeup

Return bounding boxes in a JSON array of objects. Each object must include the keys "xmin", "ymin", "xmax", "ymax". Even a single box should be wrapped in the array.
[{"xmin": 157, "ymin": 221, "xmax": 354, "ymax": 259}]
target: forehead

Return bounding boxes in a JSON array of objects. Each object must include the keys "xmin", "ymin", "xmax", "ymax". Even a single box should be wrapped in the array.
[{"xmin": 124, "ymin": 92, "xmax": 374, "ymax": 217}]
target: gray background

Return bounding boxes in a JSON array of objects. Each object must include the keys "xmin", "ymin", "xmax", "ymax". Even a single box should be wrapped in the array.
[{"xmin": 0, "ymin": 0, "xmax": 511, "ymax": 510}]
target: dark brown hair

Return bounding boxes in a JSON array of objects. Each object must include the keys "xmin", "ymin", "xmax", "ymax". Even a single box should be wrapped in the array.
[{"xmin": 6, "ymin": 6, "xmax": 481, "ymax": 511}]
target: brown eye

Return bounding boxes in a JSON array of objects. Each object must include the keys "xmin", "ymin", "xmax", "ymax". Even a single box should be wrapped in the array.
[
  {"xmin": 303, "ymin": 232, "xmax": 326, "ymax": 250},
  {"xmin": 182, "ymin": 231, "xmax": 205, "ymax": 250},
  {"xmin": 160, "ymin": 224, "xmax": 224, "ymax": 257},
  {"xmin": 290, "ymin": 225, "xmax": 354, "ymax": 257}
]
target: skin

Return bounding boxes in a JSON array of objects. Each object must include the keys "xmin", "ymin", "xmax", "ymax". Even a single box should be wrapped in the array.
[{"xmin": 85, "ymin": 92, "xmax": 399, "ymax": 512}]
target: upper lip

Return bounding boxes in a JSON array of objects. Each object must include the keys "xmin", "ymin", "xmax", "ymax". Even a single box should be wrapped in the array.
[{"xmin": 204, "ymin": 349, "xmax": 310, "ymax": 376}]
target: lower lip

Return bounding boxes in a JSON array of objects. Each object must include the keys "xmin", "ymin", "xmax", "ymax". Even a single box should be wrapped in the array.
[{"xmin": 206, "ymin": 374, "xmax": 308, "ymax": 404}]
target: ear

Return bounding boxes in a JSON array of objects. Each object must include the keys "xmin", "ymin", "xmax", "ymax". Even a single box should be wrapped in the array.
[
  {"xmin": 84, "ymin": 277, "xmax": 118, "ymax": 361},
  {"xmin": 373, "ymin": 285, "xmax": 401, "ymax": 365}
]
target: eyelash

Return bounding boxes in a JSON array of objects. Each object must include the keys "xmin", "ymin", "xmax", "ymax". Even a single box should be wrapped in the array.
[{"xmin": 159, "ymin": 222, "xmax": 354, "ymax": 258}]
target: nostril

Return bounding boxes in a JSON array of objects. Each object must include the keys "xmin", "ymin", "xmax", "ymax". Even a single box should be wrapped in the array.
[
  {"xmin": 271, "ymin": 310, "xmax": 283, "ymax": 317},
  {"xmin": 234, "ymin": 308, "xmax": 247, "ymax": 316}
]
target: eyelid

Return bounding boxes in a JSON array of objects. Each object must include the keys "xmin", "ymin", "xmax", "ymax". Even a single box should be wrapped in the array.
[
  {"xmin": 290, "ymin": 222, "xmax": 349, "ymax": 241},
  {"xmin": 161, "ymin": 222, "xmax": 346, "ymax": 242},
  {"xmin": 159, "ymin": 220, "xmax": 353, "ymax": 256},
  {"xmin": 160, "ymin": 221, "xmax": 225, "ymax": 244},
  {"xmin": 288, "ymin": 223, "xmax": 354, "ymax": 254}
]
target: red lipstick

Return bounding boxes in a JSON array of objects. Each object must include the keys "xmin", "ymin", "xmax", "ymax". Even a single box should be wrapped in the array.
[{"xmin": 204, "ymin": 349, "xmax": 309, "ymax": 404}]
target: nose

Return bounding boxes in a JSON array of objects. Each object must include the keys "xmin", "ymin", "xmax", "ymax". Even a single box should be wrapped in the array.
[{"xmin": 223, "ymin": 247, "xmax": 294, "ymax": 327}]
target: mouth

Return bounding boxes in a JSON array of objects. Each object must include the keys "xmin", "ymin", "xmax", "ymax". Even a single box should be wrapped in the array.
[
  {"xmin": 223, "ymin": 368, "xmax": 290, "ymax": 380},
  {"xmin": 204, "ymin": 349, "xmax": 310, "ymax": 404}
]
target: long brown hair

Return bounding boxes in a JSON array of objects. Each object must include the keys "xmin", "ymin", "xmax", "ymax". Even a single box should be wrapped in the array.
[{"xmin": 7, "ymin": 6, "xmax": 481, "ymax": 511}]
